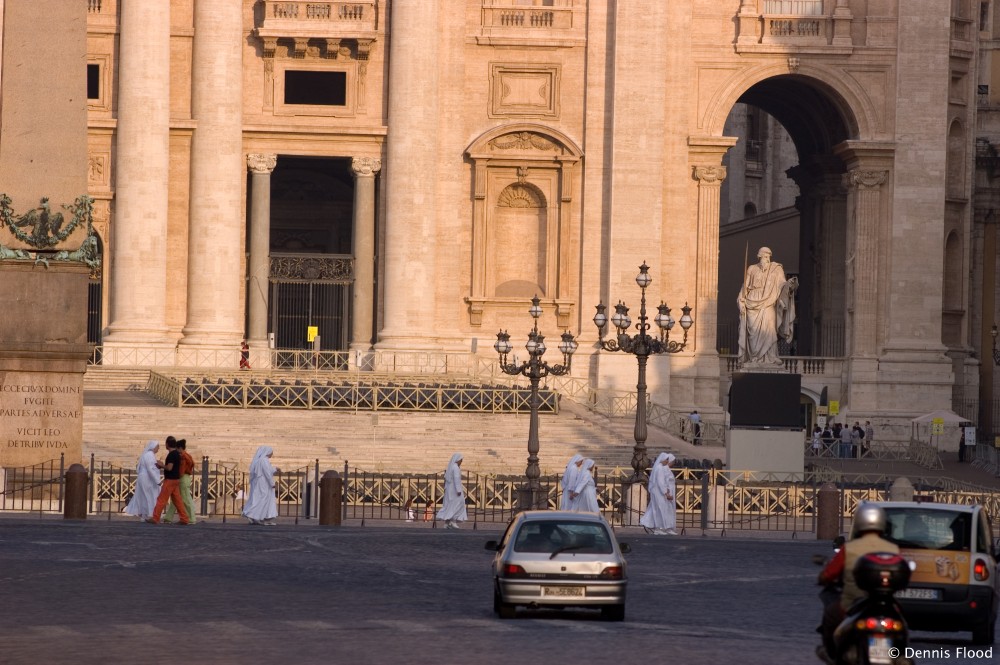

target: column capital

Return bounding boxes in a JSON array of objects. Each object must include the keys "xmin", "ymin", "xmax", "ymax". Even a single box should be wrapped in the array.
[
  {"xmin": 351, "ymin": 156, "xmax": 382, "ymax": 177},
  {"xmin": 843, "ymin": 169, "xmax": 888, "ymax": 190},
  {"xmin": 247, "ymin": 153, "xmax": 277, "ymax": 174},
  {"xmin": 692, "ymin": 165, "xmax": 727, "ymax": 184}
]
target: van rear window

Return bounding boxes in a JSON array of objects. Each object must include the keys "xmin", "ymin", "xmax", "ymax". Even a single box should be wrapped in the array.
[{"xmin": 884, "ymin": 508, "xmax": 971, "ymax": 552}]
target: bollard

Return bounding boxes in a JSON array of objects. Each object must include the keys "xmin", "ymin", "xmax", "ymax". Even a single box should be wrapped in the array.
[
  {"xmin": 319, "ymin": 470, "xmax": 343, "ymax": 526},
  {"xmin": 889, "ymin": 477, "xmax": 914, "ymax": 502},
  {"xmin": 815, "ymin": 482, "xmax": 840, "ymax": 541},
  {"xmin": 63, "ymin": 463, "xmax": 88, "ymax": 520}
]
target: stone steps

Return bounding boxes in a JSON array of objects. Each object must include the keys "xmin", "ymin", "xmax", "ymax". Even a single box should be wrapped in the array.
[{"xmin": 83, "ymin": 368, "xmax": 152, "ymax": 392}]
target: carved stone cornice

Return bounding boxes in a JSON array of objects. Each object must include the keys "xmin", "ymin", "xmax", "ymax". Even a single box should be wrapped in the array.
[
  {"xmin": 843, "ymin": 169, "xmax": 888, "ymax": 190},
  {"xmin": 490, "ymin": 132, "xmax": 555, "ymax": 152},
  {"xmin": 692, "ymin": 165, "xmax": 727, "ymax": 184},
  {"xmin": 351, "ymin": 157, "xmax": 382, "ymax": 177},
  {"xmin": 247, "ymin": 153, "xmax": 278, "ymax": 174}
]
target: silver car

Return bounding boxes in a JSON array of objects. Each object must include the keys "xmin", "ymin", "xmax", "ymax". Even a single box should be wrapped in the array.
[{"xmin": 485, "ymin": 510, "xmax": 630, "ymax": 621}]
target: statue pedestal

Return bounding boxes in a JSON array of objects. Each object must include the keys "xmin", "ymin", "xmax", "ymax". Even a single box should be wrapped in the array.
[
  {"xmin": 726, "ymin": 428, "xmax": 805, "ymax": 479},
  {"xmin": 0, "ymin": 262, "xmax": 90, "ymax": 469}
]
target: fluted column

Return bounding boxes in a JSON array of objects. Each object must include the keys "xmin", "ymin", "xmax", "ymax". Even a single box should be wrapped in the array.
[
  {"xmin": 246, "ymin": 154, "xmax": 277, "ymax": 347},
  {"xmin": 350, "ymin": 157, "xmax": 381, "ymax": 358},
  {"xmin": 181, "ymin": 0, "xmax": 244, "ymax": 346},
  {"xmin": 843, "ymin": 169, "xmax": 888, "ymax": 357},
  {"xmin": 378, "ymin": 0, "xmax": 440, "ymax": 349},
  {"xmin": 693, "ymin": 165, "xmax": 727, "ymax": 354},
  {"xmin": 104, "ymin": 1, "xmax": 171, "ymax": 345}
]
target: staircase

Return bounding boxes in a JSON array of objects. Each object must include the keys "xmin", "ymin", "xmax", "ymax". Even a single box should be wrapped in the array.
[{"xmin": 84, "ymin": 367, "xmax": 151, "ymax": 391}]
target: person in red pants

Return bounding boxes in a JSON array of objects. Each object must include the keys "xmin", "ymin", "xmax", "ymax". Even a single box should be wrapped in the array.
[{"xmin": 148, "ymin": 436, "xmax": 190, "ymax": 524}]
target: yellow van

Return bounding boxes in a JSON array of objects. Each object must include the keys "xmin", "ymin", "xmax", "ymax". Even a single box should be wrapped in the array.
[{"xmin": 863, "ymin": 502, "xmax": 999, "ymax": 645}]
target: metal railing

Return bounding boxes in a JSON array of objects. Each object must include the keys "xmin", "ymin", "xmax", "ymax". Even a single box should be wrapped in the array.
[{"xmin": 5, "ymin": 458, "xmax": 999, "ymax": 533}]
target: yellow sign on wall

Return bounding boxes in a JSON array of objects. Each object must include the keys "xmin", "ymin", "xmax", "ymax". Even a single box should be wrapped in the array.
[
  {"xmin": 307, "ymin": 326, "xmax": 319, "ymax": 342},
  {"xmin": 931, "ymin": 417, "xmax": 945, "ymax": 435},
  {"xmin": 828, "ymin": 400, "xmax": 839, "ymax": 416}
]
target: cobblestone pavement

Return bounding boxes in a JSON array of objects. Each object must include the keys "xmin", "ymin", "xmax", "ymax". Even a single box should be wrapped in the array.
[{"xmin": 0, "ymin": 519, "xmax": 990, "ymax": 665}]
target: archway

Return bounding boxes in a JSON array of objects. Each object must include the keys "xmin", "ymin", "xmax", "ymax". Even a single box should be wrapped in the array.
[{"xmin": 717, "ymin": 74, "xmax": 858, "ymax": 359}]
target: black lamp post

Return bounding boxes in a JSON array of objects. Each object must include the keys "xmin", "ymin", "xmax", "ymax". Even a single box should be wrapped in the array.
[
  {"xmin": 594, "ymin": 262, "xmax": 693, "ymax": 482},
  {"xmin": 495, "ymin": 295, "xmax": 578, "ymax": 510}
]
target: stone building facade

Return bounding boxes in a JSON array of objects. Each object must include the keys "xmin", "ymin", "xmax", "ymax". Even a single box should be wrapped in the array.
[{"xmin": 77, "ymin": 0, "xmax": 1000, "ymax": 433}]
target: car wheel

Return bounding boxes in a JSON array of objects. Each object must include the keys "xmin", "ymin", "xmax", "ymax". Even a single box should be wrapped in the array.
[
  {"xmin": 971, "ymin": 615, "xmax": 995, "ymax": 645},
  {"xmin": 601, "ymin": 604, "xmax": 625, "ymax": 622}
]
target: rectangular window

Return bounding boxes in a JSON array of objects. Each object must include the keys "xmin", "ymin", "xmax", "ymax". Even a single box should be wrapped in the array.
[
  {"xmin": 284, "ymin": 71, "xmax": 346, "ymax": 106},
  {"xmin": 981, "ymin": 1, "xmax": 990, "ymax": 31},
  {"xmin": 87, "ymin": 63, "xmax": 100, "ymax": 100}
]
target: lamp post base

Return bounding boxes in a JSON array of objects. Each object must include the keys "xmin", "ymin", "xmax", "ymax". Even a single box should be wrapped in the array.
[{"xmin": 515, "ymin": 483, "xmax": 545, "ymax": 512}]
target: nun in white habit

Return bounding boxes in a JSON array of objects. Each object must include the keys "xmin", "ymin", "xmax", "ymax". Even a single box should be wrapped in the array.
[
  {"xmin": 124, "ymin": 440, "xmax": 161, "ymax": 521},
  {"xmin": 559, "ymin": 454, "xmax": 584, "ymax": 510},
  {"xmin": 640, "ymin": 453, "xmax": 677, "ymax": 535},
  {"xmin": 242, "ymin": 446, "xmax": 279, "ymax": 525},
  {"xmin": 568, "ymin": 459, "xmax": 600, "ymax": 513},
  {"xmin": 437, "ymin": 452, "xmax": 467, "ymax": 529}
]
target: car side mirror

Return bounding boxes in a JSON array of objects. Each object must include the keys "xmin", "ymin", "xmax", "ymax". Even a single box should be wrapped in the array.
[
  {"xmin": 619, "ymin": 542, "xmax": 631, "ymax": 554},
  {"xmin": 484, "ymin": 540, "xmax": 499, "ymax": 551}
]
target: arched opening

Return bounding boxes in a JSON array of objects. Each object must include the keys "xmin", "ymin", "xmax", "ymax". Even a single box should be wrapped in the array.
[
  {"xmin": 493, "ymin": 182, "xmax": 548, "ymax": 297},
  {"xmin": 947, "ymin": 120, "xmax": 966, "ymax": 199},
  {"xmin": 942, "ymin": 230, "xmax": 963, "ymax": 346},
  {"xmin": 718, "ymin": 74, "xmax": 855, "ymax": 359}
]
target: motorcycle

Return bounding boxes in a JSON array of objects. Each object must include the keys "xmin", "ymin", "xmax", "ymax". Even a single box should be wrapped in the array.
[{"xmin": 815, "ymin": 545, "xmax": 915, "ymax": 665}]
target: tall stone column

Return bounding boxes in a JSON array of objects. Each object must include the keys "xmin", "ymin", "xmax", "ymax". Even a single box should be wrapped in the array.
[
  {"xmin": 103, "ymin": 1, "xmax": 171, "ymax": 346},
  {"xmin": 842, "ymin": 169, "xmax": 887, "ymax": 357},
  {"xmin": 246, "ymin": 154, "xmax": 277, "ymax": 348},
  {"xmin": 181, "ymin": 0, "xmax": 244, "ymax": 347},
  {"xmin": 692, "ymin": 165, "xmax": 727, "ymax": 355},
  {"xmin": 817, "ymin": 176, "xmax": 847, "ymax": 356},
  {"xmin": 350, "ymin": 157, "xmax": 381, "ymax": 360},
  {"xmin": 378, "ymin": 1, "xmax": 439, "ymax": 349}
]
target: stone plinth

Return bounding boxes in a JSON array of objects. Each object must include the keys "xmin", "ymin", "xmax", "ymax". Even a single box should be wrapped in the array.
[
  {"xmin": 0, "ymin": 262, "xmax": 89, "ymax": 467},
  {"xmin": 726, "ymin": 428, "xmax": 805, "ymax": 478}
]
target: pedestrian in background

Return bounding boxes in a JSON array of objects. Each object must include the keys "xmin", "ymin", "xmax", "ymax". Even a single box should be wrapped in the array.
[
  {"xmin": 688, "ymin": 410, "xmax": 702, "ymax": 445},
  {"xmin": 243, "ymin": 446, "xmax": 280, "ymax": 525},
  {"xmin": 124, "ymin": 440, "xmax": 161, "ymax": 522},
  {"xmin": 839, "ymin": 423, "xmax": 853, "ymax": 459},
  {"xmin": 811, "ymin": 426, "xmax": 822, "ymax": 456},
  {"xmin": 864, "ymin": 421, "xmax": 875, "ymax": 445},
  {"xmin": 163, "ymin": 439, "xmax": 196, "ymax": 524},
  {"xmin": 437, "ymin": 452, "xmax": 467, "ymax": 529},
  {"xmin": 148, "ymin": 437, "xmax": 190, "ymax": 525},
  {"xmin": 958, "ymin": 431, "xmax": 967, "ymax": 462},
  {"xmin": 240, "ymin": 340, "xmax": 251, "ymax": 370},
  {"xmin": 568, "ymin": 458, "xmax": 599, "ymax": 513},
  {"xmin": 640, "ymin": 453, "xmax": 677, "ymax": 535},
  {"xmin": 559, "ymin": 454, "xmax": 584, "ymax": 510}
]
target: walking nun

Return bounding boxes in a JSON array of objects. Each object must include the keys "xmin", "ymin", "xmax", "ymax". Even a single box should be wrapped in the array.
[
  {"xmin": 568, "ymin": 458, "xmax": 600, "ymax": 513},
  {"xmin": 124, "ymin": 440, "xmax": 161, "ymax": 521},
  {"xmin": 242, "ymin": 446, "xmax": 279, "ymax": 526},
  {"xmin": 640, "ymin": 453, "xmax": 678, "ymax": 535},
  {"xmin": 559, "ymin": 454, "xmax": 584, "ymax": 510},
  {"xmin": 437, "ymin": 452, "xmax": 467, "ymax": 529}
]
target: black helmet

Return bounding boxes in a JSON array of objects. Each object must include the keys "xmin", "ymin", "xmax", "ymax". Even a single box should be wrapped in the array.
[{"xmin": 854, "ymin": 502, "xmax": 888, "ymax": 535}]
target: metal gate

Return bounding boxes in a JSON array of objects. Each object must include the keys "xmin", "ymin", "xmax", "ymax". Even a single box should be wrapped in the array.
[
  {"xmin": 268, "ymin": 253, "xmax": 353, "ymax": 350},
  {"xmin": 87, "ymin": 279, "xmax": 102, "ymax": 344}
]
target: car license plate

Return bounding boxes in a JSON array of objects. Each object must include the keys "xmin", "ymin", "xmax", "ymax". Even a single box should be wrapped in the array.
[
  {"xmin": 541, "ymin": 586, "xmax": 585, "ymax": 598},
  {"xmin": 895, "ymin": 587, "xmax": 941, "ymax": 600},
  {"xmin": 868, "ymin": 636, "xmax": 892, "ymax": 665}
]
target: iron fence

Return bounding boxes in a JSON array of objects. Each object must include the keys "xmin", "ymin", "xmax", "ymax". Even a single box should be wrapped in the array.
[{"xmin": 4, "ymin": 458, "xmax": 999, "ymax": 534}]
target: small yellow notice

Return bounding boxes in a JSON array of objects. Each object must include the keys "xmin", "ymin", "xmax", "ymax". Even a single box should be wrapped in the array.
[
  {"xmin": 828, "ymin": 400, "xmax": 839, "ymax": 416},
  {"xmin": 307, "ymin": 326, "xmax": 319, "ymax": 342}
]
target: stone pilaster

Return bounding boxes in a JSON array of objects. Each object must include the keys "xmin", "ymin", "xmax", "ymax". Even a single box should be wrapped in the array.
[
  {"xmin": 693, "ymin": 165, "xmax": 727, "ymax": 355},
  {"xmin": 246, "ymin": 153, "xmax": 277, "ymax": 348},
  {"xmin": 103, "ymin": 0, "xmax": 171, "ymax": 345},
  {"xmin": 350, "ymin": 156, "xmax": 381, "ymax": 359},
  {"xmin": 181, "ymin": 0, "xmax": 244, "ymax": 347},
  {"xmin": 378, "ymin": 1, "xmax": 439, "ymax": 349},
  {"xmin": 842, "ymin": 169, "xmax": 887, "ymax": 357}
]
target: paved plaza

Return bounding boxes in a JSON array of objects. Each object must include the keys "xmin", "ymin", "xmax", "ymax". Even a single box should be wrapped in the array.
[{"xmin": 0, "ymin": 518, "xmax": 989, "ymax": 665}]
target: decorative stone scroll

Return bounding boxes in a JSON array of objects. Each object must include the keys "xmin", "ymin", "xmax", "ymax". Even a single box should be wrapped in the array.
[
  {"xmin": 350, "ymin": 156, "xmax": 382, "ymax": 177},
  {"xmin": 270, "ymin": 255, "xmax": 354, "ymax": 283},
  {"xmin": 247, "ymin": 153, "xmax": 278, "ymax": 174}
]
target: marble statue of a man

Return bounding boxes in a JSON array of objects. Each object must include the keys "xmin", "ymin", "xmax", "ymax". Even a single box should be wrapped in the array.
[{"xmin": 737, "ymin": 247, "xmax": 797, "ymax": 367}]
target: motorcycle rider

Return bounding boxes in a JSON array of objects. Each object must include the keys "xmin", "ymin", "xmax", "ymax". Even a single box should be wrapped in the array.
[{"xmin": 816, "ymin": 503, "xmax": 899, "ymax": 662}]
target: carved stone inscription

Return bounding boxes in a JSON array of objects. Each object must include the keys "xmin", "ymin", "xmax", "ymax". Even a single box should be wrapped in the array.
[{"xmin": 0, "ymin": 372, "xmax": 83, "ymax": 467}]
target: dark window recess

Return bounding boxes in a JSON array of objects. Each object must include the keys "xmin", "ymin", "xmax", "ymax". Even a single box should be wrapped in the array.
[
  {"xmin": 284, "ymin": 71, "xmax": 347, "ymax": 106},
  {"xmin": 87, "ymin": 64, "xmax": 100, "ymax": 100}
]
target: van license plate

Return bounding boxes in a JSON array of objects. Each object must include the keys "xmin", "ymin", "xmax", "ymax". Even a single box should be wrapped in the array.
[
  {"xmin": 868, "ymin": 636, "xmax": 892, "ymax": 665},
  {"xmin": 895, "ymin": 587, "xmax": 941, "ymax": 600},
  {"xmin": 542, "ymin": 586, "xmax": 584, "ymax": 597}
]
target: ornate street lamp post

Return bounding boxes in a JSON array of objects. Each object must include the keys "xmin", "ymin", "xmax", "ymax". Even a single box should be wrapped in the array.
[
  {"xmin": 495, "ymin": 295, "xmax": 578, "ymax": 510},
  {"xmin": 594, "ymin": 262, "xmax": 693, "ymax": 482}
]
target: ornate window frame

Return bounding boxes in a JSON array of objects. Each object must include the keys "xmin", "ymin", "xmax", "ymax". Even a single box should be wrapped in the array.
[{"xmin": 464, "ymin": 123, "xmax": 582, "ymax": 327}]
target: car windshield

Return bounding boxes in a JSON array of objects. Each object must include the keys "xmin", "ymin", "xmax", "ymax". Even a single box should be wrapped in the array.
[
  {"xmin": 512, "ymin": 520, "xmax": 614, "ymax": 555},
  {"xmin": 884, "ymin": 508, "xmax": 972, "ymax": 552}
]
